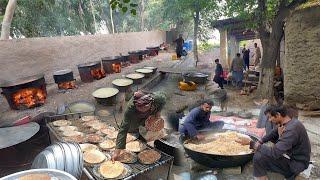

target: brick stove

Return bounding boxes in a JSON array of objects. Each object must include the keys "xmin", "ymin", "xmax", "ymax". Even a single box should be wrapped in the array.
[
  {"xmin": 147, "ymin": 46, "xmax": 160, "ymax": 56},
  {"xmin": 53, "ymin": 69, "xmax": 76, "ymax": 90},
  {"xmin": 0, "ymin": 74, "xmax": 47, "ymax": 110},
  {"xmin": 77, "ymin": 61, "xmax": 105, "ymax": 83},
  {"xmin": 101, "ymin": 56, "xmax": 122, "ymax": 74}
]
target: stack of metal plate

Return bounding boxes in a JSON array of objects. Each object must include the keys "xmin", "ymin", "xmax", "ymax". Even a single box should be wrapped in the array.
[{"xmin": 31, "ymin": 142, "xmax": 83, "ymax": 178}]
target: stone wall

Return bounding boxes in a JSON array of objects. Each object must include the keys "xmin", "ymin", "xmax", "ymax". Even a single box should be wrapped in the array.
[
  {"xmin": 284, "ymin": 6, "xmax": 320, "ymax": 110},
  {"xmin": 0, "ymin": 31, "xmax": 166, "ymax": 84}
]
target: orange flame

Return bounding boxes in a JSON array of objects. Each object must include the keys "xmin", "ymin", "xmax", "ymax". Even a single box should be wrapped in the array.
[
  {"xmin": 90, "ymin": 68, "xmax": 106, "ymax": 79},
  {"xmin": 112, "ymin": 63, "xmax": 121, "ymax": 73},
  {"xmin": 58, "ymin": 80, "xmax": 76, "ymax": 89},
  {"xmin": 12, "ymin": 88, "xmax": 46, "ymax": 108}
]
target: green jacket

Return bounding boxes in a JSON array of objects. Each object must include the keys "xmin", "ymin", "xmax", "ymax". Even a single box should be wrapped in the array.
[{"xmin": 115, "ymin": 91, "xmax": 166, "ymax": 149}]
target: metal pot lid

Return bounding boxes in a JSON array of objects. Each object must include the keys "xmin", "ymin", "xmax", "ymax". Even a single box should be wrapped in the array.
[
  {"xmin": 126, "ymin": 73, "xmax": 145, "ymax": 80},
  {"xmin": 128, "ymin": 51, "xmax": 139, "ymax": 54},
  {"xmin": 146, "ymin": 46, "xmax": 159, "ymax": 49},
  {"xmin": 0, "ymin": 74, "xmax": 45, "ymax": 88},
  {"xmin": 92, "ymin": 87, "xmax": 119, "ymax": 98},
  {"xmin": 101, "ymin": 56, "xmax": 122, "ymax": 61},
  {"xmin": 77, "ymin": 61, "xmax": 100, "ymax": 68},
  {"xmin": 135, "ymin": 69, "xmax": 153, "ymax": 74},
  {"xmin": 143, "ymin": 66, "xmax": 157, "ymax": 70},
  {"xmin": 0, "ymin": 122, "xmax": 40, "ymax": 149},
  {"xmin": 112, "ymin": 79, "xmax": 133, "ymax": 87},
  {"xmin": 185, "ymin": 72, "xmax": 208, "ymax": 78},
  {"xmin": 53, "ymin": 69, "xmax": 72, "ymax": 76}
]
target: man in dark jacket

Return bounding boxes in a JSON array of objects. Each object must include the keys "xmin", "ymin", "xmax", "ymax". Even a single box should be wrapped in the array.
[
  {"xmin": 237, "ymin": 105, "xmax": 311, "ymax": 180},
  {"xmin": 213, "ymin": 59, "xmax": 224, "ymax": 89},
  {"xmin": 174, "ymin": 34, "xmax": 184, "ymax": 58},
  {"xmin": 242, "ymin": 44, "xmax": 250, "ymax": 70},
  {"xmin": 179, "ymin": 100, "xmax": 216, "ymax": 140}
]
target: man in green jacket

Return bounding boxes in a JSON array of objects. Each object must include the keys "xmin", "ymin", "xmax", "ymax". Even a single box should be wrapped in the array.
[{"xmin": 112, "ymin": 90, "xmax": 166, "ymax": 161}]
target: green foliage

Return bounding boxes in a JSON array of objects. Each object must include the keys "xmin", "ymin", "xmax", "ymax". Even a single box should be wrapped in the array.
[
  {"xmin": 110, "ymin": 0, "xmax": 138, "ymax": 15},
  {"xmin": 198, "ymin": 41, "xmax": 219, "ymax": 52}
]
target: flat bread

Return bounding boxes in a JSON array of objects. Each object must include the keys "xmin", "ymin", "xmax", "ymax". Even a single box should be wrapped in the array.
[
  {"xmin": 64, "ymin": 135, "xmax": 85, "ymax": 143},
  {"xmin": 126, "ymin": 134, "xmax": 137, "ymax": 143},
  {"xmin": 58, "ymin": 126, "xmax": 78, "ymax": 132},
  {"xmin": 117, "ymin": 150, "xmax": 136, "ymax": 163},
  {"xmin": 101, "ymin": 128, "xmax": 118, "ymax": 139},
  {"xmin": 83, "ymin": 120, "xmax": 101, "ymax": 127},
  {"xmin": 92, "ymin": 88, "xmax": 119, "ymax": 98},
  {"xmin": 126, "ymin": 141, "xmax": 145, "ymax": 152},
  {"xmin": 86, "ymin": 134, "xmax": 103, "ymax": 144},
  {"xmin": 138, "ymin": 149, "xmax": 161, "ymax": 164},
  {"xmin": 62, "ymin": 130, "xmax": 83, "ymax": 137},
  {"xmin": 19, "ymin": 173, "xmax": 51, "ymax": 180},
  {"xmin": 99, "ymin": 140, "xmax": 116, "ymax": 150},
  {"xmin": 80, "ymin": 143, "xmax": 98, "ymax": 152},
  {"xmin": 83, "ymin": 149, "xmax": 106, "ymax": 164},
  {"xmin": 92, "ymin": 123, "xmax": 107, "ymax": 131},
  {"xmin": 52, "ymin": 120, "xmax": 71, "ymax": 127},
  {"xmin": 99, "ymin": 161, "xmax": 124, "ymax": 179},
  {"xmin": 135, "ymin": 68, "xmax": 153, "ymax": 74},
  {"xmin": 126, "ymin": 73, "xmax": 144, "ymax": 80},
  {"xmin": 81, "ymin": 116, "xmax": 98, "ymax": 122},
  {"xmin": 112, "ymin": 79, "xmax": 133, "ymax": 87},
  {"xmin": 145, "ymin": 116, "xmax": 164, "ymax": 132}
]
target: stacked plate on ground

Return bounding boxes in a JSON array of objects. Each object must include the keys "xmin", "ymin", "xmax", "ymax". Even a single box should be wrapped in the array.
[{"xmin": 31, "ymin": 142, "xmax": 83, "ymax": 179}]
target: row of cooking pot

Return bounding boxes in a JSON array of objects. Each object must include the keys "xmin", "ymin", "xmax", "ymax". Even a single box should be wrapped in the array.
[{"xmin": 91, "ymin": 67, "xmax": 157, "ymax": 106}]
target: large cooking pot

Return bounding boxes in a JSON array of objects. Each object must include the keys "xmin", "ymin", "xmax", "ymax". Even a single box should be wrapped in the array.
[
  {"xmin": 183, "ymin": 129, "xmax": 258, "ymax": 168},
  {"xmin": 183, "ymin": 72, "xmax": 208, "ymax": 84},
  {"xmin": 92, "ymin": 87, "xmax": 119, "ymax": 106}
]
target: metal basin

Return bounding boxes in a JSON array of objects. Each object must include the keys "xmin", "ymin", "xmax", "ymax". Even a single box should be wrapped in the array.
[{"xmin": 183, "ymin": 129, "xmax": 258, "ymax": 168}]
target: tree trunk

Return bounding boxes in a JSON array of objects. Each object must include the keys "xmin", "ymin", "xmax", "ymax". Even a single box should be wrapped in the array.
[
  {"xmin": 258, "ymin": 38, "xmax": 280, "ymax": 101},
  {"xmin": 140, "ymin": 0, "xmax": 145, "ymax": 31},
  {"xmin": 89, "ymin": 0, "xmax": 97, "ymax": 33},
  {"xmin": 109, "ymin": 0, "xmax": 115, "ymax": 34},
  {"xmin": 193, "ymin": 8, "xmax": 200, "ymax": 66},
  {"xmin": 0, "ymin": 0, "xmax": 17, "ymax": 40}
]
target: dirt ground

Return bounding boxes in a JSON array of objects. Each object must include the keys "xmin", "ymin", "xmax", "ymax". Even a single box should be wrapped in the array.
[{"xmin": 0, "ymin": 50, "xmax": 319, "ymax": 179}]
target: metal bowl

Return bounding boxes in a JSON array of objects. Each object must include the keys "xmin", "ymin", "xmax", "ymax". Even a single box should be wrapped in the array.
[{"xmin": 0, "ymin": 169, "xmax": 77, "ymax": 180}]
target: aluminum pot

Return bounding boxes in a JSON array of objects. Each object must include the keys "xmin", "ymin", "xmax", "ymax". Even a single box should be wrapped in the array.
[
  {"xmin": 92, "ymin": 87, "xmax": 119, "ymax": 106},
  {"xmin": 183, "ymin": 72, "xmax": 208, "ymax": 84},
  {"xmin": 183, "ymin": 129, "xmax": 258, "ymax": 168}
]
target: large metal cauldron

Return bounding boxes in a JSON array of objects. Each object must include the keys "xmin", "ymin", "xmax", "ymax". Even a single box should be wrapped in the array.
[
  {"xmin": 183, "ymin": 72, "xmax": 208, "ymax": 84},
  {"xmin": 183, "ymin": 129, "xmax": 258, "ymax": 168}
]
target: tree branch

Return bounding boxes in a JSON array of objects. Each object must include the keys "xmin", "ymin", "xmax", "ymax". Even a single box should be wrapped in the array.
[
  {"xmin": 256, "ymin": 0, "xmax": 270, "ymax": 38},
  {"xmin": 287, "ymin": 0, "xmax": 307, "ymax": 9}
]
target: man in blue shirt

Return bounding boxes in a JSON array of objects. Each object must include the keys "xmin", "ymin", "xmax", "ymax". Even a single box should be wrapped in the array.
[{"xmin": 179, "ymin": 100, "xmax": 216, "ymax": 140}]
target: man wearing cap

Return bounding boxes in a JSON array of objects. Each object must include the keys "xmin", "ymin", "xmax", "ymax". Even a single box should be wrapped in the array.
[{"xmin": 112, "ymin": 91, "xmax": 166, "ymax": 161}]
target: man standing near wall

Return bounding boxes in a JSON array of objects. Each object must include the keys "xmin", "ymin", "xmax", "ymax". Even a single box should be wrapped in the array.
[
  {"xmin": 253, "ymin": 43, "xmax": 262, "ymax": 68},
  {"xmin": 230, "ymin": 53, "xmax": 245, "ymax": 88},
  {"xmin": 242, "ymin": 44, "xmax": 250, "ymax": 70}
]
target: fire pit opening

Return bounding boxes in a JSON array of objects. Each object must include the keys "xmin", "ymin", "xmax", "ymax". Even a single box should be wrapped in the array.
[
  {"xmin": 147, "ymin": 46, "xmax": 160, "ymax": 56},
  {"xmin": 0, "ymin": 74, "xmax": 47, "ymax": 110},
  {"xmin": 78, "ymin": 61, "xmax": 105, "ymax": 83},
  {"xmin": 128, "ymin": 51, "xmax": 141, "ymax": 64},
  {"xmin": 53, "ymin": 69, "xmax": 76, "ymax": 90},
  {"xmin": 102, "ymin": 56, "xmax": 122, "ymax": 74},
  {"xmin": 120, "ymin": 53, "xmax": 130, "ymax": 67}
]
